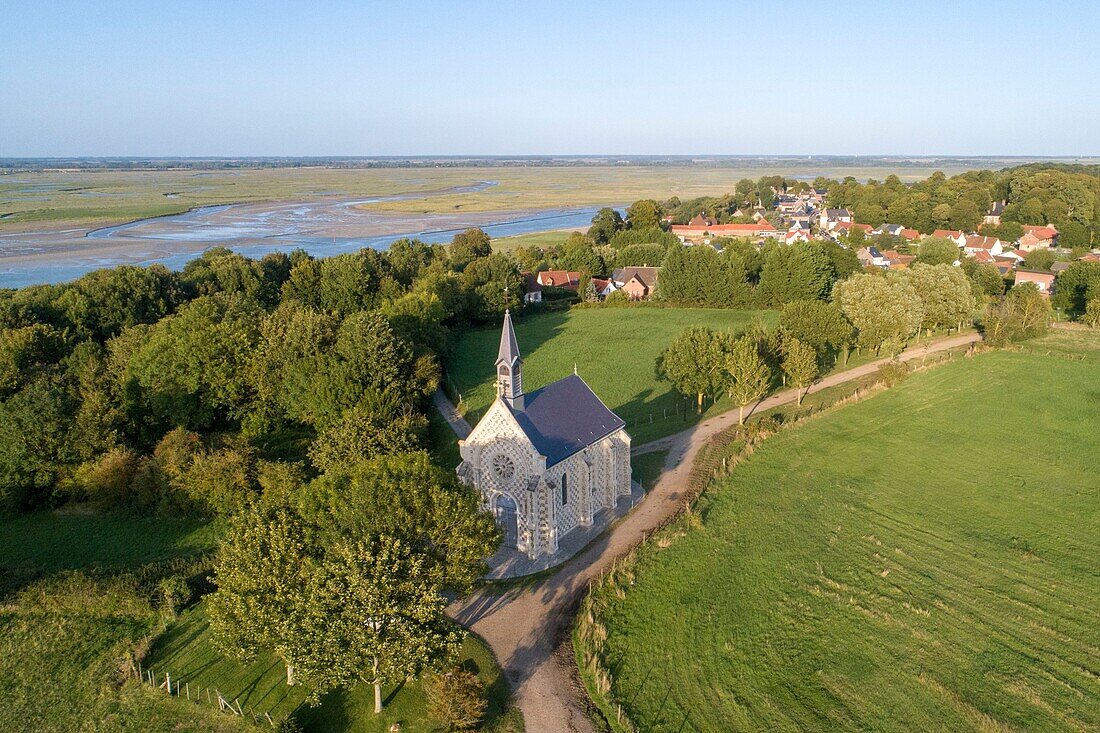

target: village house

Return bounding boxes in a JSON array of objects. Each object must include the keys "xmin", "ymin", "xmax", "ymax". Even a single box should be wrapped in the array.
[
  {"xmin": 457, "ymin": 312, "xmax": 632, "ymax": 560},
  {"xmin": 522, "ymin": 273, "xmax": 543, "ymax": 303},
  {"xmin": 882, "ymin": 250, "xmax": 916, "ymax": 269},
  {"xmin": 611, "ymin": 265, "xmax": 659, "ymax": 300},
  {"xmin": 819, "ymin": 207, "xmax": 853, "ymax": 229},
  {"xmin": 784, "ymin": 229, "xmax": 812, "ymax": 244},
  {"xmin": 931, "ymin": 229, "xmax": 968, "ymax": 248},
  {"xmin": 1014, "ymin": 269, "xmax": 1055, "ymax": 294},
  {"xmin": 669, "ymin": 219, "xmax": 778, "ymax": 243},
  {"xmin": 963, "ymin": 234, "xmax": 1005, "ymax": 257},
  {"xmin": 856, "ymin": 246, "xmax": 889, "ymax": 268},
  {"xmin": 590, "ymin": 277, "xmax": 617, "ymax": 299},
  {"xmin": 984, "ymin": 201, "xmax": 1005, "ymax": 226},
  {"xmin": 536, "ymin": 270, "xmax": 581, "ymax": 290},
  {"xmin": 1017, "ymin": 225, "xmax": 1058, "ymax": 251}
]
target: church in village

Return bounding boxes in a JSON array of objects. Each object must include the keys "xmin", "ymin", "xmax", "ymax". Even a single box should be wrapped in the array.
[{"xmin": 457, "ymin": 311, "xmax": 632, "ymax": 560}]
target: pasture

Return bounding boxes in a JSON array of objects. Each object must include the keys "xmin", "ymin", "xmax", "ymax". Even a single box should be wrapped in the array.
[
  {"xmin": 588, "ymin": 330, "xmax": 1100, "ymax": 731},
  {"xmin": 445, "ymin": 307, "xmax": 777, "ymax": 444}
]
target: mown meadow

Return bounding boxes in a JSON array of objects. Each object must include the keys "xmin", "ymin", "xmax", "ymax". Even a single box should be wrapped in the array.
[
  {"xmin": 445, "ymin": 307, "xmax": 778, "ymax": 445},
  {"xmin": 584, "ymin": 329, "xmax": 1100, "ymax": 732}
]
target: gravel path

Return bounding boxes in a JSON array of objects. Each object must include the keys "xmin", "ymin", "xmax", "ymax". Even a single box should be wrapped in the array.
[{"xmin": 448, "ymin": 332, "xmax": 981, "ymax": 732}]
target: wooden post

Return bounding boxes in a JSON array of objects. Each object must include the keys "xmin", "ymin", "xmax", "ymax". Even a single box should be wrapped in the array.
[{"xmin": 186, "ymin": 682, "xmax": 189, "ymax": 700}]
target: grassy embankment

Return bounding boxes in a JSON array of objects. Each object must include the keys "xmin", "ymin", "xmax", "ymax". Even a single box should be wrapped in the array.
[
  {"xmin": 578, "ymin": 329, "xmax": 1100, "ymax": 732},
  {"xmin": 0, "ymin": 512, "xmax": 240, "ymax": 732},
  {"xmin": 2, "ymin": 164, "xmax": 975, "ymax": 231},
  {"xmin": 1, "ymin": 508, "xmax": 522, "ymax": 732}
]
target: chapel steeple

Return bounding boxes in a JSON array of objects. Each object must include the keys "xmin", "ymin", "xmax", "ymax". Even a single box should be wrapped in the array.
[{"xmin": 496, "ymin": 309, "xmax": 524, "ymax": 410}]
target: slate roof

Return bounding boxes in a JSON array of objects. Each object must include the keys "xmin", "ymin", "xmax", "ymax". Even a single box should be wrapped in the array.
[
  {"xmin": 497, "ymin": 310, "xmax": 520, "ymax": 367},
  {"xmin": 509, "ymin": 374, "xmax": 625, "ymax": 467}
]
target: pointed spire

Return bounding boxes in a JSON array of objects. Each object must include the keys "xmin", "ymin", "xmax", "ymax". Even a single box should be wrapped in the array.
[{"xmin": 497, "ymin": 309, "xmax": 520, "ymax": 367}]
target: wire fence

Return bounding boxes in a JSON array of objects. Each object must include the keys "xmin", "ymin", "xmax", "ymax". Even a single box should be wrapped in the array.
[{"xmin": 134, "ymin": 661, "xmax": 278, "ymax": 728}]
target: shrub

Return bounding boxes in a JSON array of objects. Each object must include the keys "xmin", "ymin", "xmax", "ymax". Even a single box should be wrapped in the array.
[
  {"xmin": 1085, "ymin": 297, "xmax": 1100, "ymax": 328},
  {"xmin": 156, "ymin": 574, "xmax": 190, "ymax": 617},
  {"xmin": 603, "ymin": 290, "xmax": 630, "ymax": 306},
  {"xmin": 876, "ymin": 360, "xmax": 911, "ymax": 387},
  {"xmin": 424, "ymin": 668, "xmax": 487, "ymax": 731}
]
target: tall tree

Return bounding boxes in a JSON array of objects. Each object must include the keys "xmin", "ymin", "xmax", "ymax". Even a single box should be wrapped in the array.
[
  {"xmin": 209, "ymin": 499, "xmax": 313, "ymax": 687},
  {"xmin": 588, "ymin": 208, "xmax": 625, "ymax": 245},
  {"xmin": 781, "ymin": 337, "xmax": 818, "ymax": 406},
  {"xmin": 657, "ymin": 327, "xmax": 728, "ymax": 411},
  {"xmin": 725, "ymin": 336, "xmax": 772, "ymax": 425},
  {"xmin": 298, "ymin": 536, "xmax": 463, "ymax": 713}
]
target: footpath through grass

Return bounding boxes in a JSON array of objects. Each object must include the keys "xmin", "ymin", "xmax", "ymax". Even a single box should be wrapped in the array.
[
  {"xmin": 586, "ymin": 330, "xmax": 1100, "ymax": 732},
  {"xmin": 445, "ymin": 307, "xmax": 777, "ymax": 444}
]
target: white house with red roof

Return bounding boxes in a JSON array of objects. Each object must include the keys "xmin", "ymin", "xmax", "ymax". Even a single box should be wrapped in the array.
[
  {"xmin": 931, "ymin": 230, "xmax": 968, "ymax": 248},
  {"xmin": 963, "ymin": 235, "xmax": 1006, "ymax": 257}
]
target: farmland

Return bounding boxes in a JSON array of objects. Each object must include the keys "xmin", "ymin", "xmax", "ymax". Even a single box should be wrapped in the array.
[
  {"xmin": 444, "ymin": 307, "xmax": 777, "ymax": 444},
  {"xmin": 585, "ymin": 329, "xmax": 1100, "ymax": 732}
]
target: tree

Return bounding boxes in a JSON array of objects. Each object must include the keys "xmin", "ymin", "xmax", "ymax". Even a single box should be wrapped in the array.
[
  {"xmin": 1023, "ymin": 249, "xmax": 1056, "ymax": 272},
  {"xmin": 0, "ymin": 372, "xmax": 78, "ymax": 510},
  {"xmin": 961, "ymin": 258, "xmax": 1006, "ymax": 297},
  {"xmin": 626, "ymin": 199, "xmax": 662, "ymax": 229},
  {"xmin": 209, "ymin": 499, "xmax": 314, "ymax": 687},
  {"xmin": 905, "ymin": 264, "xmax": 976, "ymax": 333},
  {"xmin": 983, "ymin": 284, "xmax": 1051, "ymax": 345},
  {"xmin": 657, "ymin": 327, "xmax": 728, "ymax": 411},
  {"xmin": 777, "ymin": 299, "xmax": 853, "ymax": 361},
  {"xmin": 757, "ymin": 243, "xmax": 835, "ymax": 305},
  {"xmin": 126, "ymin": 293, "xmax": 262, "ymax": 432},
  {"xmin": 588, "ymin": 208, "xmax": 625, "ymax": 245},
  {"xmin": 1085, "ymin": 297, "xmax": 1100, "ymax": 328},
  {"xmin": 459, "ymin": 253, "xmax": 523, "ymax": 321},
  {"xmin": 1052, "ymin": 261, "xmax": 1100, "ymax": 315},
  {"xmin": 916, "ymin": 237, "xmax": 961, "ymax": 266},
  {"xmin": 724, "ymin": 336, "xmax": 772, "ymax": 424},
  {"xmin": 308, "ymin": 393, "xmax": 427, "ymax": 474},
  {"xmin": 302, "ymin": 452, "xmax": 499, "ymax": 593},
  {"xmin": 833, "ymin": 273, "xmax": 924, "ymax": 353},
  {"xmin": 297, "ymin": 535, "xmax": 463, "ymax": 713},
  {"xmin": 448, "ymin": 229, "xmax": 492, "ymax": 271},
  {"xmin": 781, "ymin": 337, "xmax": 817, "ymax": 405}
]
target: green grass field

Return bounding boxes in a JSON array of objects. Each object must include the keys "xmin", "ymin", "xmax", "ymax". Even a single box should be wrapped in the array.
[
  {"xmin": 0, "ymin": 511, "xmax": 217, "ymax": 575},
  {"xmin": 445, "ymin": 307, "xmax": 777, "ymax": 445},
  {"xmin": 0, "ymin": 512, "xmax": 244, "ymax": 732},
  {"xmin": 145, "ymin": 601, "xmax": 522, "ymax": 732},
  {"xmin": 586, "ymin": 330, "xmax": 1100, "ymax": 732}
]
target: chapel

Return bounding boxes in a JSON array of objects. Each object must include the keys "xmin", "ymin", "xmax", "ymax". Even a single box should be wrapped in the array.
[{"xmin": 457, "ymin": 311, "xmax": 632, "ymax": 559}]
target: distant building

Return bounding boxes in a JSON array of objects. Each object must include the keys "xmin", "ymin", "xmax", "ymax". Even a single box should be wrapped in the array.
[
  {"xmin": 522, "ymin": 273, "xmax": 543, "ymax": 304},
  {"xmin": 963, "ymin": 235, "xmax": 1005, "ymax": 257},
  {"xmin": 984, "ymin": 201, "xmax": 1005, "ymax": 226},
  {"xmin": 819, "ymin": 208, "xmax": 853, "ymax": 229},
  {"xmin": 536, "ymin": 270, "xmax": 581, "ymax": 290},
  {"xmin": 857, "ymin": 246, "xmax": 889, "ymax": 268},
  {"xmin": 669, "ymin": 220, "xmax": 777, "ymax": 243},
  {"xmin": 611, "ymin": 266, "xmax": 660, "ymax": 300},
  {"xmin": 1017, "ymin": 225, "xmax": 1058, "ymax": 251},
  {"xmin": 931, "ymin": 230, "xmax": 967, "ymax": 248}
]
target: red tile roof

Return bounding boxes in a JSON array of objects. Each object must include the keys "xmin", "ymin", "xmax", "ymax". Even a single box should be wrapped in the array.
[
  {"xmin": 964, "ymin": 235, "xmax": 1002, "ymax": 250},
  {"xmin": 537, "ymin": 270, "xmax": 581, "ymax": 289},
  {"xmin": 900, "ymin": 228, "xmax": 921, "ymax": 241},
  {"xmin": 932, "ymin": 229, "xmax": 964, "ymax": 239},
  {"xmin": 1022, "ymin": 225, "xmax": 1058, "ymax": 240}
]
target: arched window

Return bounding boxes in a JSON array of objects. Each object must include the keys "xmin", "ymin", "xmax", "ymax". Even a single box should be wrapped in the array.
[{"xmin": 560, "ymin": 474, "xmax": 568, "ymax": 505}]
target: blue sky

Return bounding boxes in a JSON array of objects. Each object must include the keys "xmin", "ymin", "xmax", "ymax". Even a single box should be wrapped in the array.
[{"xmin": 2, "ymin": 0, "xmax": 1097, "ymax": 156}]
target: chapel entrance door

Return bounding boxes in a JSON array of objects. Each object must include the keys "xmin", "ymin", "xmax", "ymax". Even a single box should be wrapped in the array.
[{"xmin": 495, "ymin": 494, "xmax": 518, "ymax": 548}]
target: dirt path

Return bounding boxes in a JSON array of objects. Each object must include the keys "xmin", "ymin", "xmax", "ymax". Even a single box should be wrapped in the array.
[{"xmin": 448, "ymin": 332, "xmax": 980, "ymax": 732}]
